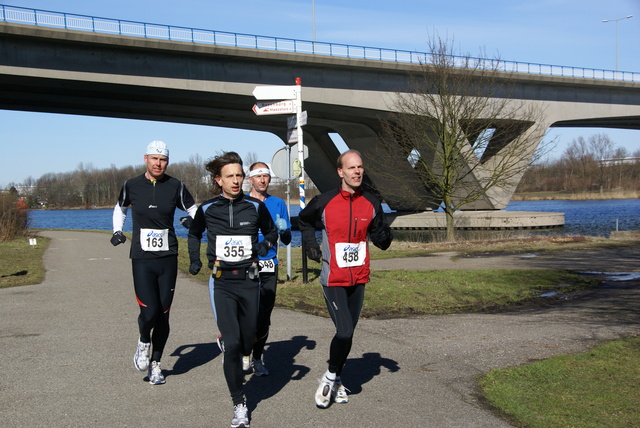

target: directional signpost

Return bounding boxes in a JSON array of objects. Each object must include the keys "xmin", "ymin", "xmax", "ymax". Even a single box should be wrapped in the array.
[
  {"xmin": 252, "ymin": 100, "xmax": 296, "ymax": 115},
  {"xmin": 252, "ymin": 79, "xmax": 307, "ymax": 209},
  {"xmin": 252, "ymin": 85, "xmax": 297, "ymax": 101},
  {"xmin": 253, "ymin": 78, "xmax": 308, "ymax": 280}
]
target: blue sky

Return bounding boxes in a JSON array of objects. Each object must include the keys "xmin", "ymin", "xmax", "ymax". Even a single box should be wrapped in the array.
[{"xmin": 2, "ymin": 0, "xmax": 639, "ymax": 188}]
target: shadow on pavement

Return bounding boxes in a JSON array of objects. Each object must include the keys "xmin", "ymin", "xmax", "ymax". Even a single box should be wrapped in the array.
[
  {"xmin": 244, "ymin": 335, "xmax": 316, "ymax": 412},
  {"xmin": 166, "ymin": 341, "xmax": 219, "ymax": 377},
  {"xmin": 342, "ymin": 352, "xmax": 400, "ymax": 395}
]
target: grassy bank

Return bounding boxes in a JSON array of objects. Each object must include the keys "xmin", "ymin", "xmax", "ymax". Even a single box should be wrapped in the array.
[
  {"xmin": 0, "ymin": 235, "xmax": 50, "ymax": 288},
  {"xmin": 478, "ymin": 337, "xmax": 640, "ymax": 428},
  {"xmin": 181, "ymin": 234, "xmax": 633, "ymax": 317},
  {"xmin": 274, "ymin": 268, "xmax": 594, "ymax": 317}
]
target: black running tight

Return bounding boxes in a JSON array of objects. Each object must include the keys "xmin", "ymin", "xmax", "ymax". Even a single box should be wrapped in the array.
[
  {"xmin": 131, "ymin": 256, "xmax": 177, "ymax": 362},
  {"xmin": 209, "ymin": 275, "xmax": 260, "ymax": 405},
  {"xmin": 253, "ymin": 268, "xmax": 278, "ymax": 360},
  {"xmin": 322, "ymin": 283, "xmax": 365, "ymax": 376}
]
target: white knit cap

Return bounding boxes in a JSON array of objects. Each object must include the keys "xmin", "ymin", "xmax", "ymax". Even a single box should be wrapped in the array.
[{"xmin": 145, "ymin": 140, "xmax": 169, "ymax": 157}]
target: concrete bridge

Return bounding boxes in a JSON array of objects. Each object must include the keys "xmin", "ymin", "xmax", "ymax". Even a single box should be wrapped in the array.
[{"xmin": 1, "ymin": 14, "xmax": 639, "ymax": 217}]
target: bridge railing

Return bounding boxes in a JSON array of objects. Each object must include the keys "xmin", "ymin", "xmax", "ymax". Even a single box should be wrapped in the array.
[{"xmin": 1, "ymin": 4, "xmax": 638, "ymax": 83}]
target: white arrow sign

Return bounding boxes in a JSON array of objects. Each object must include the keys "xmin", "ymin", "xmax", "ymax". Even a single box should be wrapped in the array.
[
  {"xmin": 252, "ymin": 100, "xmax": 296, "ymax": 115},
  {"xmin": 253, "ymin": 85, "xmax": 298, "ymax": 100}
]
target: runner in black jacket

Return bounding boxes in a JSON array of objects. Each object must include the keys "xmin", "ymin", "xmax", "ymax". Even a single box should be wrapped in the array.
[
  {"xmin": 187, "ymin": 151, "xmax": 276, "ymax": 428},
  {"xmin": 111, "ymin": 140, "xmax": 197, "ymax": 385}
]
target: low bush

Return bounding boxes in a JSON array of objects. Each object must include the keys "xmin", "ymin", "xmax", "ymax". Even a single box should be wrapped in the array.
[{"xmin": 0, "ymin": 191, "xmax": 29, "ymax": 241}]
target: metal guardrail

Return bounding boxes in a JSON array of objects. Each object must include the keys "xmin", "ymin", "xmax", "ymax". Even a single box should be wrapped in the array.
[{"xmin": 1, "ymin": 4, "xmax": 638, "ymax": 82}]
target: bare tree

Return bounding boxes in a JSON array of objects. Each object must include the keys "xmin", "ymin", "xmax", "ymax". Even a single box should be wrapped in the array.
[
  {"xmin": 181, "ymin": 154, "xmax": 208, "ymax": 203},
  {"xmin": 561, "ymin": 137, "xmax": 593, "ymax": 191},
  {"xmin": 589, "ymin": 133, "xmax": 615, "ymax": 193},
  {"xmin": 373, "ymin": 36, "xmax": 549, "ymax": 241},
  {"xmin": 244, "ymin": 151, "xmax": 259, "ymax": 167},
  {"xmin": 612, "ymin": 146, "xmax": 629, "ymax": 189}
]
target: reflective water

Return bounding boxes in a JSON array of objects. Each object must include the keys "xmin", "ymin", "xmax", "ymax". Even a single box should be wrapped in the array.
[
  {"xmin": 28, "ymin": 206, "xmax": 306, "ymax": 245},
  {"xmin": 27, "ymin": 199, "xmax": 639, "ymax": 245},
  {"xmin": 506, "ymin": 199, "xmax": 640, "ymax": 237}
]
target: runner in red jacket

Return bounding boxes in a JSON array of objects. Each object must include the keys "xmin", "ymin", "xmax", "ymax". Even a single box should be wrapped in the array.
[{"xmin": 298, "ymin": 149, "xmax": 392, "ymax": 408}]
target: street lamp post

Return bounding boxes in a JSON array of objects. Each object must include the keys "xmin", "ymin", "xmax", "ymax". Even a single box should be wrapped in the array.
[
  {"xmin": 312, "ymin": 0, "xmax": 316, "ymax": 42},
  {"xmin": 602, "ymin": 15, "xmax": 633, "ymax": 72}
]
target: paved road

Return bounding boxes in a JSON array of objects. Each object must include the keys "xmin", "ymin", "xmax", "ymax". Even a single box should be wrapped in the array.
[{"xmin": 1, "ymin": 231, "xmax": 638, "ymax": 427}]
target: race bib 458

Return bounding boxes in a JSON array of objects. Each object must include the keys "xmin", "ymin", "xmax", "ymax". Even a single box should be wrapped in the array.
[{"xmin": 335, "ymin": 241, "xmax": 366, "ymax": 268}]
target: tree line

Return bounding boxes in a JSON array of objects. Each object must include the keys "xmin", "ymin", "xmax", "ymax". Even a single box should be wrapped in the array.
[
  {"xmin": 4, "ymin": 132, "xmax": 638, "ymax": 210},
  {"xmin": 6, "ymin": 152, "xmax": 294, "ymax": 208},
  {"xmin": 517, "ymin": 133, "xmax": 640, "ymax": 194}
]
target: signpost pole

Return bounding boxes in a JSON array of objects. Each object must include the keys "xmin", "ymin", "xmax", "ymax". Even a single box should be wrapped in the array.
[
  {"xmin": 294, "ymin": 77, "xmax": 309, "ymax": 283},
  {"xmin": 285, "ymin": 144, "xmax": 292, "ymax": 280},
  {"xmin": 295, "ymin": 77, "xmax": 305, "ymax": 210}
]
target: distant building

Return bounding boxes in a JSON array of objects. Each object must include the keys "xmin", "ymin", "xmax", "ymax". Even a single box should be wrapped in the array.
[
  {"xmin": 11, "ymin": 185, "xmax": 36, "ymax": 195},
  {"xmin": 599, "ymin": 157, "xmax": 640, "ymax": 166}
]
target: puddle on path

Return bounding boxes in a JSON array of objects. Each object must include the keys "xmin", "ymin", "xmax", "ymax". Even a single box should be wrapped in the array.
[
  {"xmin": 538, "ymin": 271, "xmax": 640, "ymax": 298},
  {"xmin": 576, "ymin": 272, "xmax": 640, "ymax": 281}
]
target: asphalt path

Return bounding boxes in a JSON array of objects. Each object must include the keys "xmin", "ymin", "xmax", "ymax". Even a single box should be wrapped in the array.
[{"xmin": 1, "ymin": 231, "xmax": 638, "ymax": 427}]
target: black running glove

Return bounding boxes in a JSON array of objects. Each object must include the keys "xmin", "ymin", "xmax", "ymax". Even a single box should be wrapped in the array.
[
  {"xmin": 279, "ymin": 229, "xmax": 292, "ymax": 246},
  {"xmin": 189, "ymin": 259, "xmax": 202, "ymax": 275},
  {"xmin": 256, "ymin": 240, "xmax": 273, "ymax": 257},
  {"xmin": 371, "ymin": 226, "xmax": 393, "ymax": 250},
  {"xmin": 306, "ymin": 246, "xmax": 321, "ymax": 262},
  {"xmin": 110, "ymin": 231, "xmax": 126, "ymax": 246}
]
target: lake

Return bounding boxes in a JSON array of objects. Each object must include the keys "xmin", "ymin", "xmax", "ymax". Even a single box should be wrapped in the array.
[
  {"xmin": 27, "ymin": 199, "xmax": 639, "ymax": 245},
  {"xmin": 505, "ymin": 199, "xmax": 640, "ymax": 237}
]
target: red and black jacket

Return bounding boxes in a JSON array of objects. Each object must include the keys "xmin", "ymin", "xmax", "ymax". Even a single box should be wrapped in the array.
[{"xmin": 298, "ymin": 187, "xmax": 392, "ymax": 287}]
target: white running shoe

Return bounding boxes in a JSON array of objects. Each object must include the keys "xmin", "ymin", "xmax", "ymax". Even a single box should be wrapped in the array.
[
  {"xmin": 333, "ymin": 380, "xmax": 349, "ymax": 404},
  {"xmin": 148, "ymin": 361, "xmax": 166, "ymax": 385},
  {"xmin": 230, "ymin": 402, "xmax": 250, "ymax": 428},
  {"xmin": 133, "ymin": 339, "xmax": 150, "ymax": 372},
  {"xmin": 252, "ymin": 358, "xmax": 269, "ymax": 377},
  {"xmin": 314, "ymin": 376, "xmax": 335, "ymax": 408},
  {"xmin": 242, "ymin": 355, "xmax": 252, "ymax": 372}
]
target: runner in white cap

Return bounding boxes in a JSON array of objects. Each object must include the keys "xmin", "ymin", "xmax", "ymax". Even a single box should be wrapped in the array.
[{"xmin": 111, "ymin": 140, "xmax": 197, "ymax": 385}]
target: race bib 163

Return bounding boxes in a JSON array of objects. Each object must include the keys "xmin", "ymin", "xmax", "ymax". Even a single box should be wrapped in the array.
[{"xmin": 140, "ymin": 228, "xmax": 169, "ymax": 251}]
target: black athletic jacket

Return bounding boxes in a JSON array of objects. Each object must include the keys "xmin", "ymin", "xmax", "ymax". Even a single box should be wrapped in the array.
[
  {"xmin": 113, "ymin": 174, "xmax": 196, "ymax": 260},
  {"xmin": 187, "ymin": 192, "xmax": 278, "ymax": 270}
]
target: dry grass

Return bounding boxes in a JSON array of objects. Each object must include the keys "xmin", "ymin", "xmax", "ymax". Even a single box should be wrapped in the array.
[
  {"xmin": 0, "ymin": 235, "xmax": 50, "ymax": 288},
  {"xmin": 368, "ymin": 234, "xmax": 627, "ymax": 259}
]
